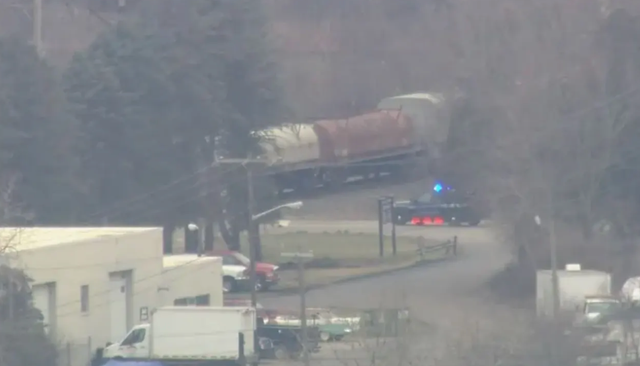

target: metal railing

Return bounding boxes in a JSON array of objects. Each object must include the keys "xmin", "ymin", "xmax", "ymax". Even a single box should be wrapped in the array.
[{"xmin": 416, "ymin": 235, "xmax": 458, "ymax": 259}]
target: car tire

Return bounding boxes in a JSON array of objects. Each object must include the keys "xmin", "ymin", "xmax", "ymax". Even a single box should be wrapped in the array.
[
  {"xmin": 274, "ymin": 346, "xmax": 290, "ymax": 360},
  {"xmin": 255, "ymin": 276, "xmax": 268, "ymax": 292},
  {"xmin": 223, "ymin": 277, "xmax": 237, "ymax": 293}
]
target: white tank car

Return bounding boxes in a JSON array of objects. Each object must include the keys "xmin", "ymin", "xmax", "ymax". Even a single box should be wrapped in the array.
[
  {"xmin": 377, "ymin": 92, "xmax": 450, "ymax": 160},
  {"xmin": 258, "ymin": 124, "xmax": 320, "ymax": 167}
]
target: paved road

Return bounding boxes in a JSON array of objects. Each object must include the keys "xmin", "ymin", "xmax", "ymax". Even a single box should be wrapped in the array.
[
  {"xmin": 253, "ymin": 220, "xmax": 509, "ymax": 365},
  {"xmin": 258, "ymin": 219, "xmax": 507, "ymax": 313}
]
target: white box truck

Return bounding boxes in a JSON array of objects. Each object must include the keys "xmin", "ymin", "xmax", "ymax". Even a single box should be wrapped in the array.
[
  {"xmin": 536, "ymin": 264, "xmax": 612, "ymax": 319},
  {"xmin": 102, "ymin": 306, "xmax": 257, "ymax": 364}
]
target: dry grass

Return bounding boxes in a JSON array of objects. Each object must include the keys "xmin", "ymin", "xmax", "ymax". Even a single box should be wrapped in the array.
[
  {"xmin": 242, "ymin": 232, "xmax": 443, "ymax": 265},
  {"xmin": 244, "ymin": 233, "xmax": 450, "ymax": 290}
]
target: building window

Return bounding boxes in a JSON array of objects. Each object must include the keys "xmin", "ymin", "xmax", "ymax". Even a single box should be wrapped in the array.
[
  {"xmin": 195, "ymin": 294, "xmax": 210, "ymax": 306},
  {"xmin": 174, "ymin": 297, "xmax": 195, "ymax": 306},
  {"xmin": 174, "ymin": 294, "xmax": 210, "ymax": 306},
  {"xmin": 80, "ymin": 285, "xmax": 89, "ymax": 313}
]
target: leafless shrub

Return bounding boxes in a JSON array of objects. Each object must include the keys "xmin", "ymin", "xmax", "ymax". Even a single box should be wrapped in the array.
[
  {"xmin": 0, "ymin": 175, "xmax": 30, "ymax": 255},
  {"xmin": 426, "ymin": 0, "xmax": 640, "ymax": 291},
  {"xmin": 327, "ymin": 299, "xmax": 588, "ymax": 366}
]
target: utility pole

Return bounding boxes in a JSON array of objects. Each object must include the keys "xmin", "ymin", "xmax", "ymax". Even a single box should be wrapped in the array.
[
  {"xmin": 197, "ymin": 150, "xmax": 209, "ymax": 256},
  {"xmin": 7, "ymin": 271, "xmax": 13, "ymax": 321},
  {"xmin": 33, "ymin": 0, "xmax": 42, "ymax": 56},
  {"xmin": 546, "ymin": 189, "xmax": 560, "ymax": 320},
  {"xmin": 212, "ymin": 157, "xmax": 267, "ymax": 309},
  {"xmin": 535, "ymin": 209, "xmax": 560, "ymax": 321},
  {"xmin": 282, "ymin": 251, "xmax": 313, "ymax": 366},
  {"xmin": 550, "ymin": 216, "xmax": 560, "ymax": 319},
  {"xmin": 246, "ymin": 166, "xmax": 258, "ymax": 309}
]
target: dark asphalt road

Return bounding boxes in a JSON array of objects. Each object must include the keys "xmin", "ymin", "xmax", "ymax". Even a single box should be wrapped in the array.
[
  {"xmin": 259, "ymin": 225, "xmax": 508, "ymax": 322},
  {"xmin": 253, "ymin": 224, "xmax": 511, "ymax": 366}
]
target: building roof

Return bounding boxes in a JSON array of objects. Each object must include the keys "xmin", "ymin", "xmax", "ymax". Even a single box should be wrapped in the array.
[
  {"xmin": 387, "ymin": 93, "xmax": 445, "ymax": 104},
  {"xmin": 163, "ymin": 254, "xmax": 220, "ymax": 269},
  {"xmin": 0, "ymin": 227, "xmax": 160, "ymax": 252}
]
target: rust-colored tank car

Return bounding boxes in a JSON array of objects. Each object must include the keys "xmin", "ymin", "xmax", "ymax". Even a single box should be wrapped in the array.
[{"xmin": 313, "ymin": 110, "xmax": 415, "ymax": 163}]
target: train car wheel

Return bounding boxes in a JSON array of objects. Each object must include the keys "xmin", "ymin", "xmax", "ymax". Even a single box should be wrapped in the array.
[
  {"xmin": 323, "ymin": 168, "xmax": 347, "ymax": 189},
  {"xmin": 295, "ymin": 172, "xmax": 318, "ymax": 194}
]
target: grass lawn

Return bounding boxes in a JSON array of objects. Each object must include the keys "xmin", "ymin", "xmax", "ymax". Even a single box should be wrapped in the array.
[
  {"xmin": 238, "ymin": 233, "xmax": 452, "ymax": 290},
  {"xmin": 276, "ymin": 259, "xmax": 424, "ymax": 289},
  {"xmin": 241, "ymin": 232, "xmax": 444, "ymax": 266}
]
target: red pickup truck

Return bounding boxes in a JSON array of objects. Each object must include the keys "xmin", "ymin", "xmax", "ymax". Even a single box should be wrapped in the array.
[{"xmin": 207, "ymin": 249, "xmax": 280, "ymax": 292}]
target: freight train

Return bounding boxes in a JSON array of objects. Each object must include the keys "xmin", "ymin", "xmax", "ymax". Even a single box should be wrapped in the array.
[{"xmin": 252, "ymin": 92, "xmax": 453, "ymax": 194}]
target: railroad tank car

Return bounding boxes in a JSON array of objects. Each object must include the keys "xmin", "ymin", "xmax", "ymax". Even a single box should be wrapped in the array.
[
  {"xmin": 258, "ymin": 124, "xmax": 320, "ymax": 166},
  {"xmin": 312, "ymin": 109, "xmax": 415, "ymax": 163},
  {"xmin": 377, "ymin": 93, "xmax": 449, "ymax": 159}
]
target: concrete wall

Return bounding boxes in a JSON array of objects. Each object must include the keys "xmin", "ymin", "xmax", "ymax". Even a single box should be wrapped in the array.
[{"xmin": 160, "ymin": 255, "xmax": 223, "ymax": 308}]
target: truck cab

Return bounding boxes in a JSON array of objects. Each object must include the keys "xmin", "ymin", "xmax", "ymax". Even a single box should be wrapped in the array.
[
  {"xmin": 584, "ymin": 296, "xmax": 621, "ymax": 318},
  {"xmin": 576, "ymin": 296, "xmax": 621, "ymax": 327},
  {"xmin": 104, "ymin": 324, "xmax": 150, "ymax": 359}
]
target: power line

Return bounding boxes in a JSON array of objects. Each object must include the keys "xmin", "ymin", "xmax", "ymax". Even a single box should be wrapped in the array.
[
  {"xmin": 55, "ymin": 255, "xmax": 209, "ymax": 317},
  {"xmin": 10, "ymin": 74, "xmax": 639, "ymax": 250},
  {"xmin": 8, "ymin": 74, "xmax": 638, "ymax": 262},
  {"xmin": 81, "ymin": 72, "xmax": 640, "ymax": 222},
  {"xmin": 84, "ymin": 163, "xmax": 244, "ymax": 222},
  {"xmin": 22, "ymin": 256, "xmax": 163, "ymax": 271},
  {"xmin": 76, "ymin": 157, "xmax": 422, "ymax": 226}
]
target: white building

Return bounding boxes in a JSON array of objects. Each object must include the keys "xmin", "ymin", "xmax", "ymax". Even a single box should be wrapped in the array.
[
  {"xmin": 0, "ymin": 227, "xmax": 223, "ymax": 364},
  {"xmin": 160, "ymin": 254, "xmax": 223, "ymax": 307}
]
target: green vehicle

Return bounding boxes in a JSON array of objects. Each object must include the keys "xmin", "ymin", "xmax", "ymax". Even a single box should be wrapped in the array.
[
  {"xmin": 267, "ymin": 307, "xmax": 409, "ymax": 342},
  {"xmin": 312, "ymin": 322, "xmax": 353, "ymax": 342},
  {"xmin": 308, "ymin": 310, "xmax": 356, "ymax": 342},
  {"xmin": 310, "ymin": 307, "xmax": 410, "ymax": 340}
]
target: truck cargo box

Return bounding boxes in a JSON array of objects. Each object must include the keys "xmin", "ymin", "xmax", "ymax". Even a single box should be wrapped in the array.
[
  {"xmin": 151, "ymin": 306, "xmax": 256, "ymax": 360},
  {"xmin": 536, "ymin": 267, "xmax": 611, "ymax": 318}
]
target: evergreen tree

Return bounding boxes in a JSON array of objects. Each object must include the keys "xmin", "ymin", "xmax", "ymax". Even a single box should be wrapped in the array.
[
  {"xmin": 66, "ymin": 0, "xmax": 286, "ymax": 251},
  {"xmin": 0, "ymin": 266, "xmax": 57, "ymax": 366},
  {"xmin": 65, "ymin": 24, "xmax": 209, "ymax": 225},
  {"xmin": 0, "ymin": 37, "xmax": 80, "ymax": 224}
]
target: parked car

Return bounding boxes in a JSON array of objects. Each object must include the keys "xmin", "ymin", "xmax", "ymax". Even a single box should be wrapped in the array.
[
  {"xmin": 257, "ymin": 323, "xmax": 321, "ymax": 360},
  {"xmin": 207, "ymin": 250, "xmax": 280, "ymax": 293},
  {"xmin": 258, "ymin": 336, "xmax": 274, "ymax": 359},
  {"xmin": 264, "ymin": 308, "xmax": 357, "ymax": 342}
]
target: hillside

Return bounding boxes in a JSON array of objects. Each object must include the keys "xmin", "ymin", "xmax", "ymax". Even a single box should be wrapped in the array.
[{"xmin": 2, "ymin": 0, "xmax": 447, "ymax": 113}]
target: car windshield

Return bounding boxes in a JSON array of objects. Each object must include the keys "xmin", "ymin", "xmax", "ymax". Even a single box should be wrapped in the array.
[
  {"xmin": 234, "ymin": 252, "xmax": 251, "ymax": 266},
  {"xmin": 586, "ymin": 301, "xmax": 620, "ymax": 315}
]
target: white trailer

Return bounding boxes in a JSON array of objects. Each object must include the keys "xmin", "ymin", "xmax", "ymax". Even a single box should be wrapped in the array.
[
  {"xmin": 536, "ymin": 265, "xmax": 612, "ymax": 319},
  {"xmin": 103, "ymin": 306, "xmax": 257, "ymax": 364}
]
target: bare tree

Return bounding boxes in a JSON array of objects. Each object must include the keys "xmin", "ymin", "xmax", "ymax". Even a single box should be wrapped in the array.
[{"xmin": 324, "ymin": 299, "xmax": 588, "ymax": 366}]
